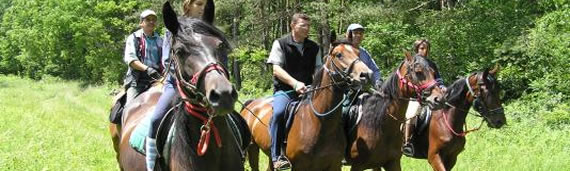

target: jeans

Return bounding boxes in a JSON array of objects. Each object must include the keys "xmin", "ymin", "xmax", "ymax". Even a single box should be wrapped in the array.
[
  {"xmin": 148, "ymin": 75, "xmax": 177, "ymax": 138},
  {"xmin": 270, "ymin": 90, "xmax": 294, "ymax": 162}
]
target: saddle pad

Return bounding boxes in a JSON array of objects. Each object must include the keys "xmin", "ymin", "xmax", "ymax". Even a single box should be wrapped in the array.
[{"xmin": 129, "ymin": 114, "xmax": 153, "ymax": 154}]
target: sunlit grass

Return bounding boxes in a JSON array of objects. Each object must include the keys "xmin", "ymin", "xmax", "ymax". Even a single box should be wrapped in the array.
[{"xmin": 0, "ymin": 75, "xmax": 568, "ymax": 170}]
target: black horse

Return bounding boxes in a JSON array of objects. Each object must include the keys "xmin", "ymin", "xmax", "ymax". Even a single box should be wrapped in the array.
[{"xmin": 111, "ymin": 2, "xmax": 249, "ymax": 171}]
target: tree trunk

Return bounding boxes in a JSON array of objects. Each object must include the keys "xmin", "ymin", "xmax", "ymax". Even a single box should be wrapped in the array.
[
  {"xmin": 231, "ymin": 0, "xmax": 242, "ymax": 90},
  {"xmin": 319, "ymin": 0, "xmax": 331, "ymax": 55}
]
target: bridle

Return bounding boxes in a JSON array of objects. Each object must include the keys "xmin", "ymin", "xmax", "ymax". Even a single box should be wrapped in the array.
[
  {"xmin": 465, "ymin": 73, "xmax": 504, "ymax": 119},
  {"xmin": 308, "ymin": 44, "xmax": 365, "ymax": 117},
  {"xmin": 171, "ymin": 34, "xmax": 231, "ymax": 156},
  {"xmin": 442, "ymin": 73, "xmax": 504, "ymax": 137},
  {"xmin": 396, "ymin": 59, "xmax": 439, "ymax": 104}
]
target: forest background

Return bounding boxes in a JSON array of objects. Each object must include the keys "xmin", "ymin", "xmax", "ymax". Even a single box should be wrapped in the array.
[{"xmin": 0, "ymin": 0, "xmax": 569, "ymax": 169}]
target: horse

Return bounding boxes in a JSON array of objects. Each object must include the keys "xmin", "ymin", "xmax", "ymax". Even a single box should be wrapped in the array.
[
  {"xmin": 109, "ymin": 2, "xmax": 244, "ymax": 170},
  {"xmin": 344, "ymin": 52, "xmax": 446, "ymax": 171},
  {"xmin": 241, "ymin": 38, "xmax": 373, "ymax": 171},
  {"xmin": 407, "ymin": 65, "xmax": 506, "ymax": 171}
]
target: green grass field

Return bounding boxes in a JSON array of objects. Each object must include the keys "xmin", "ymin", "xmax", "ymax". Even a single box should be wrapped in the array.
[{"xmin": 1, "ymin": 75, "xmax": 569, "ymax": 170}]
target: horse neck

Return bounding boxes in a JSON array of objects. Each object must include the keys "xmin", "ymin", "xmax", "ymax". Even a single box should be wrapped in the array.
[
  {"xmin": 360, "ymin": 73, "xmax": 409, "ymax": 134},
  {"xmin": 308, "ymin": 71, "xmax": 345, "ymax": 120},
  {"xmin": 383, "ymin": 73, "xmax": 411, "ymax": 120},
  {"xmin": 443, "ymin": 84, "xmax": 474, "ymax": 131},
  {"xmin": 169, "ymin": 106, "xmax": 230, "ymax": 169}
]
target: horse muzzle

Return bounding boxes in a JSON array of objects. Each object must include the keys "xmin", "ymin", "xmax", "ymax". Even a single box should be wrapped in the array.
[
  {"xmin": 206, "ymin": 85, "xmax": 238, "ymax": 116},
  {"xmin": 348, "ymin": 71, "xmax": 372, "ymax": 90}
]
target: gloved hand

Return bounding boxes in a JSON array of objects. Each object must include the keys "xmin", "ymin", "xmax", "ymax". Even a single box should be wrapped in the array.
[{"xmin": 145, "ymin": 67, "xmax": 161, "ymax": 80}]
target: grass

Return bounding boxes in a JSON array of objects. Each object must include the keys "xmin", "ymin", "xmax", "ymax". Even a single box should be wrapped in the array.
[{"xmin": 1, "ymin": 75, "xmax": 569, "ymax": 170}]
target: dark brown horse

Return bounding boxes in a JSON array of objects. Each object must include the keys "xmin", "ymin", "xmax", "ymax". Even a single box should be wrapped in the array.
[
  {"xmin": 408, "ymin": 66, "xmax": 506, "ymax": 171},
  {"xmin": 241, "ymin": 40, "xmax": 372, "ymax": 171},
  {"xmin": 110, "ymin": 2, "xmax": 243, "ymax": 170},
  {"xmin": 345, "ymin": 53, "xmax": 445, "ymax": 171}
]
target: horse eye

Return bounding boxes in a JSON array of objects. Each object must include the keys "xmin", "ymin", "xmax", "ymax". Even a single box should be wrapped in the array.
[{"xmin": 336, "ymin": 53, "xmax": 343, "ymax": 59}]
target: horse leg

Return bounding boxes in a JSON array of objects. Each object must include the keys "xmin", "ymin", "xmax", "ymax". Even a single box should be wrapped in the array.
[
  {"xmin": 327, "ymin": 162, "xmax": 343, "ymax": 171},
  {"xmin": 247, "ymin": 143, "xmax": 260, "ymax": 171},
  {"xmin": 383, "ymin": 159, "xmax": 402, "ymax": 171},
  {"xmin": 444, "ymin": 155, "xmax": 458, "ymax": 171},
  {"xmin": 428, "ymin": 152, "xmax": 446, "ymax": 171},
  {"xmin": 109, "ymin": 123, "xmax": 121, "ymax": 163},
  {"xmin": 349, "ymin": 165, "xmax": 364, "ymax": 171}
]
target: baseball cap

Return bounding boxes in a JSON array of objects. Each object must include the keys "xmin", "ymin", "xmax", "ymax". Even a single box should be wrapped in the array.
[
  {"xmin": 346, "ymin": 23, "xmax": 365, "ymax": 33},
  {"xmin": 140, "ymin": 9, "xmax": 157, "ymax": 20}
]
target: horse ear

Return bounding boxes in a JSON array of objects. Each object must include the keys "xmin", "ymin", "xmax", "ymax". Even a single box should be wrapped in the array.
[
  {"xmin": 163, "ymin": 1, "xmax": 180, "ymax": 35},
  {"xmin": 482, "ymin": 67, "xmax": 490, "ymax": 84},
  {"xmin": 202, "ymin": 0, "xmax": 215, "ymax": 24},
  {"xmin": 489, "ymin": 64, "xmax": 500, "ymax": 77},
  {"xmin": 404, "ymin": 51, "xmax": 413, "ymax": 62},
  {"xmin": 347, "ymin": 30, "xmax": 353, "ymax": 43},
  {"xmin": 330, "ymin": 30, "xmax": 337, "ymax": 44}
]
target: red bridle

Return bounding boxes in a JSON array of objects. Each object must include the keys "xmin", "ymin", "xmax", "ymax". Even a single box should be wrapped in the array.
[
  {"xmin": 175, "ymin": 62, "xmax": 229, "ymax": 156},
  {"xmin": 396, "ymin": 69, "xmax": 438, "ymax": 103}
]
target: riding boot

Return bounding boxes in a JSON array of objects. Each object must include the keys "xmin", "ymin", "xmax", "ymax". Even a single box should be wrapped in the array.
[
  {"xmin": 402, "ymin": 123, "xmax": 414, "ymax": 156},
  {"xmin": 146, "ymin": 137, "xmax": 158, "ymax": 171}
]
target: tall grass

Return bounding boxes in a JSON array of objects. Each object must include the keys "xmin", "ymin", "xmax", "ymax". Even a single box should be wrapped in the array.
[
  {"xmin": 0, "ymin": 75, "xmax": 568, "ymax": 170},
  {"xmin": 0, "ymin": 75, "xmax": 116, "ymax": 170}
]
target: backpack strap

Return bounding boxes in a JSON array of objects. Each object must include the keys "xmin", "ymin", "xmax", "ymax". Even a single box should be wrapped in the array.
[{"xmin": 133, "ymin": 32, "xmax": 145, "ymax": 62}]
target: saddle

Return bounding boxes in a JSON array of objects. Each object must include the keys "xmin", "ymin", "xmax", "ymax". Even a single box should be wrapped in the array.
[
  {"xmin": 342, "ymin": 92, "xmax": 368, "ymax": 137},
  {"xmin": 108, "ymin": 81, "xmax": 162, "ymax": 125},
  {"xmin": 109, "ymin": 89, "xmax": 126, "ymax": 124}
]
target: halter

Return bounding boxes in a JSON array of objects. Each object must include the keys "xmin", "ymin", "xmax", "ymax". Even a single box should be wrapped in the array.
[
  {"xmin": 465, "ymin": 74, "xmax": 504, "ymax": 119},
  {"xmin": 173, "ymin": 46, "xmax": 230, "ymax": 156},
  {"xmin": 307, "ymin": 50, "xmax": 364, "ymax": 117},
  {"xmin": 442, "ymin": 73, "xmax": 504, "ymax": 137},
  {"xmin": 395, "ymin": 61, "xmax": 439, "ymax": 104}
]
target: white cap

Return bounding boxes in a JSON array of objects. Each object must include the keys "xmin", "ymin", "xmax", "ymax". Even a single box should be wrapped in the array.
[
  {"xmin": 346, "ymin": 23, "xmax": 365, "ymax": 33},
  {"xmin": 140, "ymin": 9, "xmax": 157, "ymax": 20}
]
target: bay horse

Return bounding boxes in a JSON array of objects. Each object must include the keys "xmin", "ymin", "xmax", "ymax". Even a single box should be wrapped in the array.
[
  {"xmin": 241, "ymin": 39, "xmax": 372, "ymax": 171},
  {"xmin": 344, "ymin": 53, "xmax": 446, "ymax": 171},
  {"xmin": 407, "ymin": 65, "xmax": 506, "ymax": 171},
  {"xmin": 110, "ymin": 2, "xmax": 244, "ymax": 170}
]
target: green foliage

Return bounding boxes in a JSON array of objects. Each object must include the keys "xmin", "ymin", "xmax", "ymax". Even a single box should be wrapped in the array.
[
  {"xmin": 230, "ymin": 47, "xmax": 273, "ymax": 96},
  {"xmin": 497, "ymin": 7, "xmax": 570, "ymax": 99},
  {"xmin": 415, "ymin": 1, "xmax": 538, "ymax": 82},
  {"xmin": 0, "ymin": 0, "xmax": 151, "ymax": 84}
]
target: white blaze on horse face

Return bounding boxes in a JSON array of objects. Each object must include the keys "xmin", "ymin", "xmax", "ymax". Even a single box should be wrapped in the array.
[
  {"xmin": 192, "ymin": 33, "xmax": 216, "ymax": 64},
  {"xmin": 344, "ymin": 44, "xmax": 355, "ymax": 54}
]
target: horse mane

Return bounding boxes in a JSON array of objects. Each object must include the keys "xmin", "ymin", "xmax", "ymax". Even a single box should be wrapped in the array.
[
  {"xmin": 360, "ymin": 67, "xmax": 402, "ymax": 131},
  {"xmin": 445, "ymin": 74, "xmax": 471, "ymax": 108},
  {"xmin": 359, "ymin": 56, "xmax": 434, "ymax": 133},
  {"xmin": 169, "ymin": 95, "xmax": 200, "ymax": 170},
  {"xmin": 176, "ymin": 18, "xmax": 232, "ymax": 52}
]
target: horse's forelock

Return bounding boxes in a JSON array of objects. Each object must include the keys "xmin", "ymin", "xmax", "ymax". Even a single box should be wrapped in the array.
[{"xmin": 174, "ymin": 18, "xmax": 231, "ymax": 52}]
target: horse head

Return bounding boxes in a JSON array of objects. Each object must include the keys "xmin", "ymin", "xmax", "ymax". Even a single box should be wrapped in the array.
[
  {"xmin": 467, "ymin": 65, "xmax": 506, "ymax": 128},
  {"xmin": 163, "ymin": 2, "xmax": 237, "ymax": 116},
  {"xmin": 398, "ymin": 52, "xmax": 445, "ymax": 110},
  {"xmin": 325, "ymin": 32, "xmax": 372, "ymax": 90}
]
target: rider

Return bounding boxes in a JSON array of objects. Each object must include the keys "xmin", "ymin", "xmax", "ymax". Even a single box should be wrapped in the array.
[
  {"xmin": 145, "ymin": 0, "xmax": 212, "ymax": 170},
  {"xmin": 402, "ymin": 39, "xmax": 447, "ymax": 157},
  {"xmin": 123, "ymin": 9, "xmax": 163, "ymax": 104},
  {"xmin": 266, "ymin": 13, "xmax": 322, "ymax": 170},
  {"xmin": 341, "ymin": 23, "xmax": 382, "ymax": 129},
  {"xmin": 346, "ymin": 23, "xmax": 382, "ymax": 86}
]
